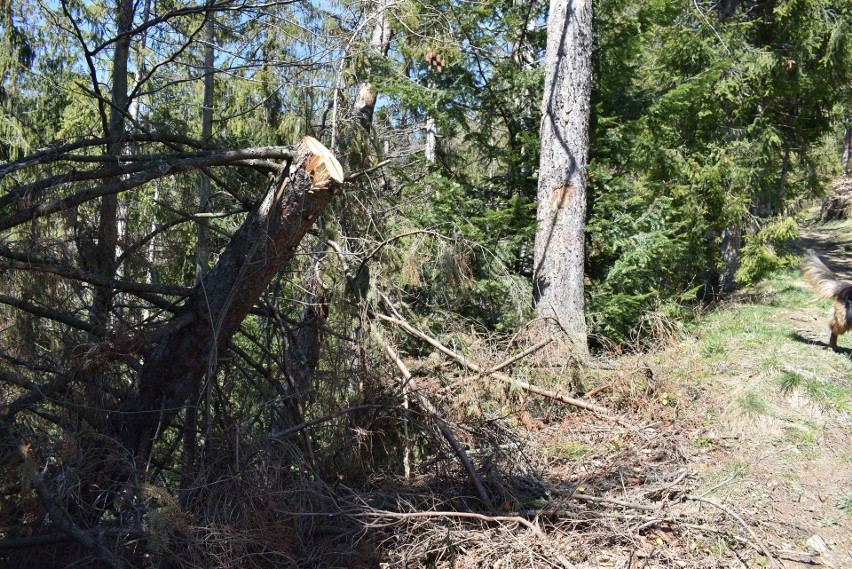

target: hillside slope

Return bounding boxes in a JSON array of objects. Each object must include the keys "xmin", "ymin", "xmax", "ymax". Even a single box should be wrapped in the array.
[
  {"xmin": 636, "ymin": 216, "xmax": 852, "ymax": 568},
  {"xmin": 315, "ymin": 218, "xmax": 852, "ymax": 569}
]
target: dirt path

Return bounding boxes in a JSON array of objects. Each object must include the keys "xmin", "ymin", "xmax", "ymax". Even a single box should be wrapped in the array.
[
  {"xmin": 799, "ymin": 221, "xmax": 852, "ymax": 281},
  {"xmin": 673, "ymin": 217, "xmax": 852, "ymax": 568},
  {"xmin": 507, "ymin": 217, "xmax": 852, "ymax": 568},
  {"xmin": 544, "ymin": 214, "xmax": 852, "ymax": 568}
]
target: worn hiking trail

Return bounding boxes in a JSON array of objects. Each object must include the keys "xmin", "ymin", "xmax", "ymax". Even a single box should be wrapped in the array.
[
  {"xmin": 527, "ymin": 215, "xmax": 852, "ymax": 568},
  {"xmin": 658, "ymin": 215, "xmax": 852, "ymax": 568},
  {"xmin": 800, "ymin": 222, "xmax": 852, "ymax": 282}
]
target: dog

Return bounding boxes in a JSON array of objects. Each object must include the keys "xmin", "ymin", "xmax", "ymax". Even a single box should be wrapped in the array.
[{"xmin": 801, "ymin": 252, "xmax": 852, "ymax": 350}]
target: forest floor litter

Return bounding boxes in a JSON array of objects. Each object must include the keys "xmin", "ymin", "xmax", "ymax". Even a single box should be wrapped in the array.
[{"xmin": 342, "ymin": 212, "xmax": 852, "ymax": 568}]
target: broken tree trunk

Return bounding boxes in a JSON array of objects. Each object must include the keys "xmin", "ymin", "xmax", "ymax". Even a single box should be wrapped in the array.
[
  {"xmin": 114, "ymin": 137, "xmax": 343, "ymax": 461},
  {"xmin": 351, "ymin": 0, "xmax": 392, "ymax": 132}
]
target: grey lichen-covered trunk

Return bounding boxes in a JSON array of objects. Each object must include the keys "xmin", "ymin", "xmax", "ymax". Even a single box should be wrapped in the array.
[
  {"xmin": 425, "ymin": 116, "xmax": 437, "ymax": 163},
  {"xmin": 533, "ymin": 0, "xmax": 592, "ymax": 355}
]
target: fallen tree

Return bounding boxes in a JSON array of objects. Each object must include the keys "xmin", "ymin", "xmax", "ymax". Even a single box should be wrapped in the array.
[{"xmin": 112, "ymin": 136, "xmax": 343, "ymax": 461}]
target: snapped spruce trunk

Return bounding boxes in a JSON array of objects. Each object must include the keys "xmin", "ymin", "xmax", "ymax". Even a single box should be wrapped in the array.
[{"xmin": 113, "ymin": 137, "xmax": 343, "ymax": 461}]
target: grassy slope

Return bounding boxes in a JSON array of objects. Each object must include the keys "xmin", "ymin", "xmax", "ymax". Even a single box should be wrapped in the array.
[
  {"xmin": 369, "ymin": 219, "xmax": 852, "ymax": 569},
  {"xmin": 644, "ymin": 218, "xmax": 852, "ymax": 567}
]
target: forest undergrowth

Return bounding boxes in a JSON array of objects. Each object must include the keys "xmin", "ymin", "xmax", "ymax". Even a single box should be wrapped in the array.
[
  {"xmin": 4, "ymin": 209, "xmax": 852, "ymax": 569},
  {"xmin": 2, "ymin": 0, "xmax": 851, "ymax": 566},
  {"xmin": 123, "ymin": 214, "xmax": 852, "ymax": 568},
  {"xmin": 300, "ymin": 211, "xmax": 852, "ymax": 569}
]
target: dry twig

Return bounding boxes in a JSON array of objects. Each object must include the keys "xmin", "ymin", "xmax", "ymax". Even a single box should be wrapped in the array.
[
  {"xmin": 373, "ymin": 309, "xmax": 616, "ymax": 418},
  {"xmin": 373, "ymin": 329, "xmax": 494, "ymax": 510},
  {"xmin": 688, "ymin": 494, "xmax": 783, "ymax": 568},
  {"xmin": 359, "ymin": 508, "xmax": 543, "ymax": 538}
]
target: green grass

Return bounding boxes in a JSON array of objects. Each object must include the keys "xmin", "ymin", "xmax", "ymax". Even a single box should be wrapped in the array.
[
  {"xmin": 782, "ymin": 425, "xmax": 818, "ymax": 449},
  {"xmin": 738, "ymin": 391, "xmax": 770, "ymax": 416},
  {"xmin": 805, "ymin": 378, "xmax": 851, "ymax": 412},
  {"xmin": 699, "ymin": 335, "xmax": 727, "ymax": 358},
  {"xmin": 685, "ymin": 266, "xmax": 852, "ymax": 414},
  {"xmin": 692, "ymin": 436, "xmax": 717, "ymax": 448},
  {"xmin": 779, "ymin": 371, "xmax": 804, "ymax": 393},
  {"xmin": 837, "ymin": 493, "xmax": 852, "ymax": 513},
  {"xmin": 547, "ymin": 441, "xmax": 598, "ymax": 460},
  {"xmin": 814, "ymin": 218, "xmax": 852, "ymax": 231}
]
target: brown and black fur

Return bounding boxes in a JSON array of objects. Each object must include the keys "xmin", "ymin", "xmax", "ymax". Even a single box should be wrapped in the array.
[{"xmin": 801, "ymin": 252, "xmax": 852, "ymax": 350}]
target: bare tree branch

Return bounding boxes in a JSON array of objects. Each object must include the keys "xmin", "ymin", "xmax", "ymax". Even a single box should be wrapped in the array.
[
  {"xmin": 0, "ymin": 294, "xmax": 100, "ymax": 336},
  {"xmin": 2, "ymin": 146, "xmax": 294, "ymax": 210},
  {"xmin": 0, "ymin": 250, "xmax": 192, "ymax": 298},
  {"xmin": 0, "ymin": 147, "xmax": 295, "ymax": 232},
  {"xmin": 0, "ymin": 424, "xmax": 124, "ymax": 568},
  {"xmin": 0, "ymin": 133, "xmax": 206, "ymax": 184}
]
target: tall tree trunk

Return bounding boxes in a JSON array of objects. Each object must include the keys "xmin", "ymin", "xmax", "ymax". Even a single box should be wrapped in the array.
[
  {"xmin": 843, "ymin": 116, "xmax": 851, "ymax": 177},
  {"xmin": 532, "ymin": 0, "xmax": 592, "ymax": 356},
  {"xmin": 113, "ymin": 137, "xmax": 343, "ymax": 463},
  {"xmin": 91, "ymin": 0, "xmax": 133, "ymax": 333},
  {"xmin": 351, "ymin": 0, "xmax": 392, "ymax": 132},
  {"xmin": 196, "ymin": 14, "xmax": 215, "ymax": 285},
  {"xmin": 131, "ymin": 0, "xmax": 157, "ymax": 322},
  {"xmin": 184, "ymin": 12, "xmax": 216, "ymax": 488}
]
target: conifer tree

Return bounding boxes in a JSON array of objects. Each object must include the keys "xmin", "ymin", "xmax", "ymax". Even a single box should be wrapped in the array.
[{"xmin": 533, "ymin": 0, "xmax": 593, "ymax": 355}]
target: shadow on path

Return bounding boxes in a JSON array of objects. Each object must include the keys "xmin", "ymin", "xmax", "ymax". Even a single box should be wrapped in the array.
[
  {"xmin": 799, "ymin": 223, "xmax": 852, "ymax": 281},
  {"xmin": 790, "ymin": 329, "xmax": 852, "ymax": 358}
]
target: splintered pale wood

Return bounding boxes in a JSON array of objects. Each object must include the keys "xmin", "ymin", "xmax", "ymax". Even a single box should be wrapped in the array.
[{"xmin": 301, "ymin": 136, "xmax": 343, "ymax": 190}]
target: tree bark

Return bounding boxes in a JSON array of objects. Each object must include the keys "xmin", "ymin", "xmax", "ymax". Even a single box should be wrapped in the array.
[
  {"xmin": 425, "ymin": 116, "xmax": 437, "ymax": 163},
  {"xmin": 197, "ymin": 14, "xmax": 215, "ymax": 284},
  {"xmin": 113, "ymin": 137, "xmax": 343, "ymax": 461},
  {"xmin": 275, "ymin": 289, "xmax": 328, "ymax": 434},
  {"xmin": 843, "ymin": 116, "xmax": 851, "ymax": 177},
  {"xmin": 90, "ymin": 0, "xmax": 134, "ymax": 333},
  {"xmin": 718, "ymin": 224, "xmax": 741, "ymax": 293},
  {"xmin": 351, "ymin": 0, "xmax": 392, "ymax": 132},
  {"xmin": 184, "ymin": 12, "xmax": 216, "ymax": 487},
  {"xmin": 532, "ymin": 0, "xmax": 592, "ymax": 356}
]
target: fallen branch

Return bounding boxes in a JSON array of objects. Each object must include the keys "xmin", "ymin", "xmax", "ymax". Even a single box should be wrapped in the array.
[
  {"xmin": 564, "ymin": 490, "xmax": 658, "ymax": 512},
  {"xmin": 583, "ymin": 383, "xmax": 611, "ymax": 398},
  {"xmin": 688, "ymin": 495, "xmax": 782, "ymax": 568},
  {"xmin": 0, "ymin": 528, "xmax": 142, "ymax": 550},
  {"xmin": 373, "ymin": 310, "xmax": 613, "ymax": 418},
  {"xmin": 484, "ymin": 336, "xmax": 555, "ymax": 374},
  {"xmin": 360, "ymin": 509, "xmax": 542, "ymax": 538},
  {"xmin": 373, "ymin": 329, "xmax": 494, "ymax": 511}
]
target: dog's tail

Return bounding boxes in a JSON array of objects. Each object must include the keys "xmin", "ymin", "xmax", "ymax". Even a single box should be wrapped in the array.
[{"xmin": 802, "ymin": 252, "xmax": 842, "ymax": 300}]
